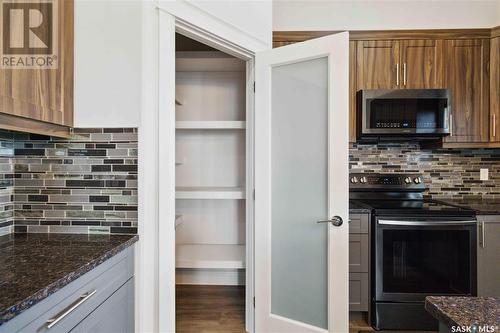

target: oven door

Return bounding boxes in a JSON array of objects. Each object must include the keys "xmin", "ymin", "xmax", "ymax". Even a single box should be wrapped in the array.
[{"xmin": 374, "ymin": 217, "xmax": 477, "ymax": 302}]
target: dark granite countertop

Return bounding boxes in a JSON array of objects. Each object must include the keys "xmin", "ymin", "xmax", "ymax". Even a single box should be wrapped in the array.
[
  {"xmin": 436, "ymin": 199, "xmax": 500, "ymax": 215},
  {"xmin": 0, "ymin": 233, "xmax": 138, "ymax": 325},
  {"xmin": 425, "ymin": 296, "xmax": 500, "ymax": 329}
]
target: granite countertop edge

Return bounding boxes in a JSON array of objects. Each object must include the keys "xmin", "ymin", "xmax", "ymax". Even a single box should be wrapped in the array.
[
  {"xmin": 0, "ymin": 234, "xmax": 139, "ymax": 325},
  {"xmin": 425, "ymin": 297, "xmax": 458, "ymax": 328},
  {"xmin": 425, "ymin": 296, "xmax": 500, "ymax": 328}
]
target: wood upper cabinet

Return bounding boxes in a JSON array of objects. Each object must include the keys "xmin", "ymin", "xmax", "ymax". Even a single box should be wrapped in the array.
[
  {"xmin": 444, "ymin": 39, "xmax": 490, "ymax": 143},
  {"xmin": 356, "ymin": 41, "xmax": 399, "ymax": 89},
  {"xmin": 399, "ymin": 40, "xmax": 444, "ymax": 88},
  {"xmin": 490, "ymin": 36, "xmax": 500, "ymax": 142},
  {"xmin": 356, "ymin": 40, "xmax": 443, "ymax": 90},
  {"xmin": 0, "ymin": 0, "xmax": 73, "ymax": 135},
  {"xmin": 273, "ymin": 29, "xmax": 497, "ymax": 146}
]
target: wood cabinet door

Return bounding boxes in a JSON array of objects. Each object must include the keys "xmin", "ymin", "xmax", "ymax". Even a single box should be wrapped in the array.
[
  {"xmin": 400, "ymin": 40, "xmax": 444, "ymax": 88},
  {"xmin": 356, "ymin": 40, "xmax": 399, "ymax": 90},
  {"xmin": 0, "ymin": 0, "xmax": 73, "ymax": 127},
  {"xmin": 490, "ymin": 37, "xmax": 500, "ymax": 142},
  {"xmin": 444, "ymin": 39, "xmax": 490, "ymax": 143}
]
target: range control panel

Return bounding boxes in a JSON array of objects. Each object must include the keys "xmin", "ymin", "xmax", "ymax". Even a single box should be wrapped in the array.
[{"xmin": 349, "ymin": 173, "xmax": 425, "ymax": 191}]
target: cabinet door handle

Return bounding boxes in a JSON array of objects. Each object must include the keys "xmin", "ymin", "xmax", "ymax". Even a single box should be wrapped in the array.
[
  {"xmin": 493, "ymin": 114, "xmax": 496, "ymax": 138},
  {"xmin": 396, "ymin": 63, "xmax": 400, "ymax": 86},
  {"xmin": 479, "ymin": 221, "xmax": 485, "ymax": 248},
  {"xmin": 403, "ymin": 63, "xmax": 407, "ymax": 86},
  {"xmin": 450, "ymin": 114, "xmax": 453, "ymax": 136},
  {"xmin": 46, "ymin": 290, "xmax": 97, "ymax": 329}
]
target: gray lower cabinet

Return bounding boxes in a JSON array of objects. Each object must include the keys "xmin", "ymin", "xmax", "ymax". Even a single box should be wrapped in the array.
[
  {"xmin": 349, "ymin": 273, "xmax": 369, "ymax": 311},
  {"xmin": 349, "ymin": 213, "xmax": 370, "ymax": 312},
  {"xmin": 0, "ymin": 246, "xmax": 135, "ymax": 333},
  {"xmin": 70, "ymin": 278, "xmax": 134, "ymax": 333},
  {"xmin": 477, "ymin": 215, "xmax": 500, "ymax": 297}
]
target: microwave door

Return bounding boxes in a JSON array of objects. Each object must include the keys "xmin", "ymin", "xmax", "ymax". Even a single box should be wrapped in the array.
[{"xmin": 358, "ymin": 89, "xmax": 451, "ymax": 138}]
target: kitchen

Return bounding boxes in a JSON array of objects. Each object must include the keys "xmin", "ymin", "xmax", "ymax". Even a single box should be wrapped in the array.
[{"xmin": 0, "ymin": 1, "xmax": 499, "ymax": 333}]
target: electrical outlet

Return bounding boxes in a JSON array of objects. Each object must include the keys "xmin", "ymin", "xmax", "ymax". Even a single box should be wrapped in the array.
[{"xmin": 480, "ymin": 168, "xmax": 489, "ymax": 181}]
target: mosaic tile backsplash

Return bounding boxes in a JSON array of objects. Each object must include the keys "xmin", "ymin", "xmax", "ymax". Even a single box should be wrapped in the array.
[
  {"xmin": 0, "ymin": 132, "xmax": 14, "ymax": 236},
  {"xmin": 0, "ymin": 128, "xmax": 137, "ymax": 235},
  {"xmin": 350, "ymin": 143, "xmax": 500, "ymax": 199}
]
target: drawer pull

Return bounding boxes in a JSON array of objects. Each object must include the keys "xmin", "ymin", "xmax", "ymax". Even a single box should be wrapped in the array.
[{"xmin": 46, "ymin": 290, "xmax": 97, "ymax": 329}]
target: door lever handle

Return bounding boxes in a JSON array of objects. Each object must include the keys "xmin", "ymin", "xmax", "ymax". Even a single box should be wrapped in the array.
[{"xmin": 317, "ymin": 216, "xmax": 343, "ymax": 227}]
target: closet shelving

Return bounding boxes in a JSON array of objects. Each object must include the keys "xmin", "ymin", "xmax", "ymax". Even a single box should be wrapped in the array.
[
  {"xmin": 175, "ymin": 121, "xmax": 246, "ymax": 129},
  {"xmin": 175, "ymin": 50, "xmax": 247, "ymax": 284},
  {"xmin": 175, "ymin": 186, "xmax": 245, "ymax": 200},
  {"xmin": 176, "ymin": 244, "xmax": 245, "ymax": 269}
]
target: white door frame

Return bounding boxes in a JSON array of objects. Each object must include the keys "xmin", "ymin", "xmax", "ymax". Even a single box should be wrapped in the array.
[
  {"xmin": 254, "ymin": 32, "xmax": 350, "ymax": 333},
  {"xmin": 138, "ymin": 2, "xmax": 263, "ymax": 332}
]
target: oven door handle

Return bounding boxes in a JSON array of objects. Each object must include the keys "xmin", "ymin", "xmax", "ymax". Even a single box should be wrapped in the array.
[{"xmin": 378, "ymin": 219, "xmax": 476, "ymax": 226}]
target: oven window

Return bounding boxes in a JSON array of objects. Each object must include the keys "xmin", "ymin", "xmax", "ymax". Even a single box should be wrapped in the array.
[
  {"xmin": 382, "ymin": 229, "xmax": 471, "ymax": 294},
  {"xmin": 368, "ymin": 98, "xmax": 447, "ymax": 129}
]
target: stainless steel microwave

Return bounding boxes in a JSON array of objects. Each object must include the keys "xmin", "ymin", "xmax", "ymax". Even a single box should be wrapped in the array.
[{"xmin": 357, "ymin": 89, "xmax": 451, "ymax": 140}]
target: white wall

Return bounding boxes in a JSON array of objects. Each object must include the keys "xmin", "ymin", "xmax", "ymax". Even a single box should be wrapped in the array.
[
  {"xmin": 273, "ymin": 0, "xmax": 500, "ymax": 31},
  {"xmin": 74, "ymin": 0, "xmax": 142, "ymax": 128},
  {"xmin": 159, "ymin": 0, "xmax": 272, "ymax": 52},
  {"xmin": 74, "ymin": 0, "xmax": 272, "ymax": 128}
]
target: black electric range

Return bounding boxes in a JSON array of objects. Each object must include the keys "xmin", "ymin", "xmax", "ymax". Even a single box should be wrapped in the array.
[{"xmin": 349, "ymin": 173, "xmax": 477, "ymax": 331}]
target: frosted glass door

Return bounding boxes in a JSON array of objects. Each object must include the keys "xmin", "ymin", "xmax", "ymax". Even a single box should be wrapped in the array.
[
  {"xmin": 255, "ymin": 32, "xmax": 349, "ymax": 333},
  {"xmin": 271, "ymin": 57, "xmax": 329, "ymax": 328}
]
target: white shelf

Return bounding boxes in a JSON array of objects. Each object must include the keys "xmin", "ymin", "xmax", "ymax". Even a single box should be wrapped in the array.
[
  {"xmin": 176, "ymin": 244, "xmax": 245, "ymax": 269},
  {"xmin": 175, "ymin": 121, "xmax": 246, "ymax": 130},
  {"xmin": 175, "ymin": 187, "xmax": 245, "ymax": 199}
]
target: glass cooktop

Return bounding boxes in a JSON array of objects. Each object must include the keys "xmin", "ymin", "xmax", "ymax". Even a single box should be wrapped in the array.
[{"xmin": 351, "ymin": 199, "xmax": 475, "ymax": 215}]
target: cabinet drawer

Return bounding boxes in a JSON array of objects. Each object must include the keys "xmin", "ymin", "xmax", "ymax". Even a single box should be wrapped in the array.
[
  {"xmin": 349, "ymin": 234, "xmax": 369, "ymax": 273},
  {"xmin": 349, "ymin": 272, "xmax": 369, "ymax": 312},
  {"xmin": 1, "ymin": 246, "xmax": 134, "ymax": 333},
  {"xmin": 70, "ymin": 278, "xmax": 134, "ymax": 333},
  {"xmin": 349, "ymin": 214, "xmax": 369, "ymax": 234}
]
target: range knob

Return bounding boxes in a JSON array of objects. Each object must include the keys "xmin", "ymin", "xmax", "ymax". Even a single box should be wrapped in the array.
[
  {"xmin": 360, "ymin": 176, "xmax": 367, "ymax": 184},
  {"xmin": 404, "ymin": 177, "xmax": 412, "ymax": 184},
  {"xmin": 414, "ymin": 177, "xmax": 422, "ymax": 184},
  {"xmin": 350, "ymin": 176, "xmax": 359, "ymax": 184}
]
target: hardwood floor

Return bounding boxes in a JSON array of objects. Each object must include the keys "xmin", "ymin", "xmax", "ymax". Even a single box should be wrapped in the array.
[
  {"xmin": 176, "ymin": 285, "xmax": 246, "ymax": 333},
  {"xmin": 176, "ymin": 286, "xmax": 437, "ymax": 333}
]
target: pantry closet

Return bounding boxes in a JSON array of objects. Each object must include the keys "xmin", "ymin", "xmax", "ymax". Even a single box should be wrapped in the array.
[{"xmin": 174, "ymin": 34, "xmax": 250, "ymax": 332}]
